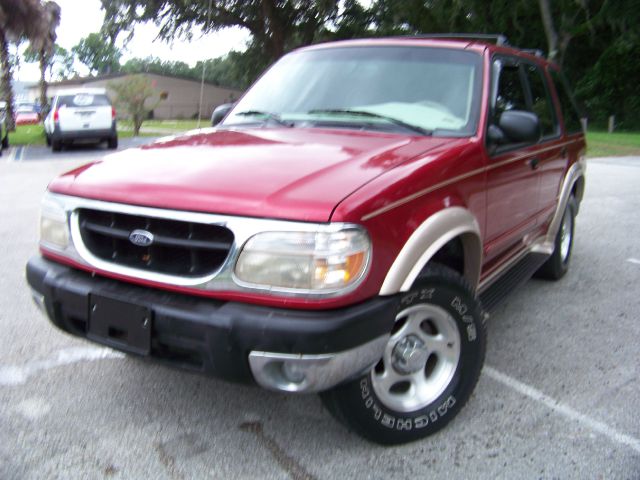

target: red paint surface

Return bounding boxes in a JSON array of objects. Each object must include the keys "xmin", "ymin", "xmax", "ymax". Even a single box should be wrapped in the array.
[
  {"xmin": 49, "ymin": 128, "xmax": 448, "ymax": 222},
  {"xmin": 15, "ymin": 113, "xmax": 40, "ymax": 125}
]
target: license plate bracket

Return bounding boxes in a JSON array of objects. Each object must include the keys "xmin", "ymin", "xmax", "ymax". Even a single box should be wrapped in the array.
[{"xmin": 88, "ymin": 294, "xmax": 152, "ymax": 355}]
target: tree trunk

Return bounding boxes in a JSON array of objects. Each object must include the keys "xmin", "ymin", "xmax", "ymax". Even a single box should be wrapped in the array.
[
  {"xmin": 260, "ymin": 0, "xmax": 285, "ymax": 60},
  {"xmin": 133, "ymin": 114, "xmax": 142, "ymax": 136},
  {"xmin": 0, "ymin": 29, "xmax": 16, "ymax": 131},
  {"xmin": 538, "ymin": 0, "xmax": 559, "ymax": 60},
  {"xmin": 39, "ymin": 48, "xmax": 49, "ymax": 117}
]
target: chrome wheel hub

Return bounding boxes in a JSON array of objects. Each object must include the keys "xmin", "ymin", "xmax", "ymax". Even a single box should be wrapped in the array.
[
  {"xmin": 392, "ymin": 335, "xmax": 429, "ymax": 374},
  {"xmin": 559, "ymin": 208, "xmax": 573, "ymax": 262},
  {"xmin": 371, "ymin": 304, "xmax": 461, "ymax": 412}
]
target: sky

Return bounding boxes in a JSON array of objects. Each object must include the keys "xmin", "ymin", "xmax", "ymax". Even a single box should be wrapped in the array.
[{"xmin": 16, "ymin": 0, "xmax": 252, "ymax": 81}]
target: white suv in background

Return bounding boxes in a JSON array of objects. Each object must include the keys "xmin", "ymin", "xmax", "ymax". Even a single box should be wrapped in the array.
[{"xmin": 44, "ymin": 88, "xmax": 118, "ymax": 152}]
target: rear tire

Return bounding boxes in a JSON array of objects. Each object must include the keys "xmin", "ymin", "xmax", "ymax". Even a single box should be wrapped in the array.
[
  {"xmin": 45, "ymin": 134, "xmax": 51, "ymax": 147},
  {"xmin": 535, "ymin": 196, "xmax": 577, "ymax": 280},
  {"xmin": 108, "ymin": 136, "xmax": 118, "ymax": 149},
  {"xmin": 51, "ymin": 139, "xmax": 62, "ymax": 152},
  {"xmin": 2, "ymin": 134, "xmax": 8, "ymax": 149},
  {"xmin": 321, "ymin": 264, "xmax": 486, "ymax": 445}
]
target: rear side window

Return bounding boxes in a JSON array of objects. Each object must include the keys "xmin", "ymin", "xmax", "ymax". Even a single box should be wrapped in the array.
[
  {"xmin": 549, "ymin": 70, "xmax": 583, "ymax": 134},
  {"xmin": 524, "ymin": 64, "xmax": 558, "ymax": 138},
  {"xmin": 57, "ymin": 94, "xmax": 111, "ymax": 108}
]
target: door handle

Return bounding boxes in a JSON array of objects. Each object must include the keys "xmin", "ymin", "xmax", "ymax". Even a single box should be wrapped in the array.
[{"xmin": 528, "ymin": 157, "xmax": 540, "ymax": 170}]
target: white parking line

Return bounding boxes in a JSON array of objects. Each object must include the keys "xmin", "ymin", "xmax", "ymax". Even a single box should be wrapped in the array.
[
  {"xmin": 17, "ymin": 145, "xmax": 27, "ymax": 161},
  {"xmin": 627, "ymin": 258, "xmax": 640, "ymax": 265},
  {"xmin": 0, "ymin": 346, "xmax": 125, "ymax": 387},
  {"xmin": 484, "ymin": 366, "xmax": 640, "ymax": 454},
  {"xmin": 5, "ymin": 146, "xmax": 17, "ymax": 162}
]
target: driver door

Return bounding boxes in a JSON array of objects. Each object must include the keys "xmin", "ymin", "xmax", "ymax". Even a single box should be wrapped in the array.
[{"xmin": 483, "ymin": 57, "xmax": 542, "ymax": 264}]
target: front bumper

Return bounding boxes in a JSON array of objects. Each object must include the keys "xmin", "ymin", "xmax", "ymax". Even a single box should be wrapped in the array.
[{"xmin": 26, "ymin": 256, "xmax": 397, "ymax": 392}]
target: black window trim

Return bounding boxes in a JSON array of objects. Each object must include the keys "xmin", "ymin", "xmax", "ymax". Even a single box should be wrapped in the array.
[
  {"xmin": 486, "ymin": 54, "xmax": 562, "ymax": 156},
  {"xmin": 486, "ymin": 54, "xmax": 529, "ymax": 155}
]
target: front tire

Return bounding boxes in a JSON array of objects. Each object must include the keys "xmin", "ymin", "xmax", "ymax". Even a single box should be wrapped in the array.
[
  {"xmin": 2, "ymin": 134, "xmax": 8, "ymax": 149},
  {"xmin": 321, "ymin": 264, "xmax": 486, "ymax": 445}
]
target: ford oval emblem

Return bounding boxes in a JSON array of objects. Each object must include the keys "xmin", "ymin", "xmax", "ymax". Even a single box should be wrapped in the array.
[{"xmin": 129, "ymin": 229, "xmax": 154, "ymax": 247}]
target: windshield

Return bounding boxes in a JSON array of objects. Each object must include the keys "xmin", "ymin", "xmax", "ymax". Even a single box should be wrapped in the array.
[{"xmin": 223, "ymin": 46, "xmax": 483, "ymax": 136}]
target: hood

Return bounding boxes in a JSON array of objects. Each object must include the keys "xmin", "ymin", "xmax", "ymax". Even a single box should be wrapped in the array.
[{"xmin": 49, "ymin": 128, "xmax": 449, "ymax": 222}]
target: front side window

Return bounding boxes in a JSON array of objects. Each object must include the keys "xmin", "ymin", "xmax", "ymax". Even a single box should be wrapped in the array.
[
  {"xmin": 223, "ymin": 46, "xmax": 483, "ymax": 137},
  {"xmin": 493, "ymin": 62, "xmax": 528, "ymax": 116}
]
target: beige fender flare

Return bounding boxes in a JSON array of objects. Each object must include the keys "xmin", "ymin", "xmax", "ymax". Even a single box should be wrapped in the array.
[
  {"xmin": 379, "ymin": 207, "xmax": 483, "ymax": 295},
  {"xmin": 542, "ymin": 159, "xmax": 586, "ymax": 248}
]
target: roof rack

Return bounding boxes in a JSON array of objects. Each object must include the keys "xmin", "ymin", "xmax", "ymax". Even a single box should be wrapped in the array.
[
  {"xmin": 520, "ymin": 48, "xmax": 545, "ymax": 57},
  {"xmin": 395, "ymin": 33, "xmax": 509, "ymax": 46}
]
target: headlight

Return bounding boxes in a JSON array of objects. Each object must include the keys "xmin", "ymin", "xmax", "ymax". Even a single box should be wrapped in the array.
[
  {"xmin": 40, "ymin": 193, "xmax": 69, "ymax": 249},
  {"xmin": 234, "ymin": 228, "xmax": 370, "ymax": 293}
]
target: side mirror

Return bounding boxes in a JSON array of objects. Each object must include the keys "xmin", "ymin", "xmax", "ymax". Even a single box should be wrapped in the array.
[
  {"xmin": 496, "ymin": 110, "xmax": 541, "ymax": 144},
  {"xmin": 211, "ymin": 103, "xmax": 235, "ymax": 126}
]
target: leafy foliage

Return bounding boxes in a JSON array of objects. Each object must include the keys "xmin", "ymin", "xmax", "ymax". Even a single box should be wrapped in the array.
[
  {"xmin": 72, "ymin": 32, "xmax": 122, "ymax": 75},
  {"xmin": 120, "ymin": 44, "xmax": 268, "ymax": 90},
  {"xmin": 0, "ymin": 0, "xmax": 57, "ymax": 129},
  {"xmin": 100, "ymin": 0, "xmax": 339, "ymax": 60},
  {"xmin": 575, "ymin": 34, "xmax": 640, "ymax": 130},
  {"xmin": 108, "ymin": 74, "xmax": 164, "ymax": 135}
]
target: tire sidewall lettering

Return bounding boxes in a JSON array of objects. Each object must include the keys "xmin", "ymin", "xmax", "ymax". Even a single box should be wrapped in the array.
[{"xmin": 357, "ymin": 281, "xmax": 480, "ymax": 431}]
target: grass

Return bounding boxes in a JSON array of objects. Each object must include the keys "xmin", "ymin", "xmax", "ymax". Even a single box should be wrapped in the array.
[
  {"xmin": 586, "ymin": 131, "xmax": 640, "ymax": 157},
  {"xmin": 8, "ymin": 124, "xmax": 46, "ymax": 146},
  {"xmin": 117, "ymin": 119, "xmax": 204, "ymax": 134}
]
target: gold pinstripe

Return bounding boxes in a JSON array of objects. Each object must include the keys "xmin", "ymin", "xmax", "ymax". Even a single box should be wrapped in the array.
[{"xmin": 360, "ymin": 140, "xmax": 574, "ymax": 221}]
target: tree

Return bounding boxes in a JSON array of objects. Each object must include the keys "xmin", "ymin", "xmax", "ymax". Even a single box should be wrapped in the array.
[
  {"xmin": 0, "ymin": 0, "xmax": 46, "ymax": 130},
  {"xmin": 72, "ymin": 32, "xmax": 122, "ymax": 75},
  {"xmin": 121, "ymin": 56, "xmax": 192, "ymax": 78},
  {"xmin": 195, "ymin": 44, "xmax": 267, "ymax": 89},
  {"xmin": 28, "ymin": 0, "xmax": 60, "ymax": 115},
  {"xmin": 24, "ymin": 44, "xmax": 74, "ymax": 79},
  {"xmin": 108, "ymin": 74, "xmax": 164, "ymax": 135},
  {"xmin": 101, "ymin": 0, "xmax": 339, "ymax": 64}
]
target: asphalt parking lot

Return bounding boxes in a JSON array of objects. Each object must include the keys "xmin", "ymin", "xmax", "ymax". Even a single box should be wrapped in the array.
[{"xmin": 0, "ymin": 144, "xmax": 638, "ymax": 479}]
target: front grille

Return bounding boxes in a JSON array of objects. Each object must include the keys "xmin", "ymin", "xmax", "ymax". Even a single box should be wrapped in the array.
[{"xmin": 77, "ymin": 209, "xmax": 234, "ymax": 277}]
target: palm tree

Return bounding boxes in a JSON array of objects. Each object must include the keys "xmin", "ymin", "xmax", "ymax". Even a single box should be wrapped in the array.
[
  {"xmin": 0, "ymin": 0, "xmax": 48, "ymax": 130},
  {"xmin": 30, "ymin": 1, "xmax": 61, "ymax": 116}
]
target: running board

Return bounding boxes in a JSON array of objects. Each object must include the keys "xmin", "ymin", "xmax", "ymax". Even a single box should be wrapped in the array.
[{"xmin": 479, "ymin": 252, "xmax": 549, "ymax": 312}]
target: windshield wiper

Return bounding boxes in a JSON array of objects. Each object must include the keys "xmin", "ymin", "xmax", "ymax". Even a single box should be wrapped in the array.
[
  {"xmin": 234, "ymin": 110, "xmax": 293, "ymax": 127},
  {"xmin": 308, "ymin": 109, "xmax": 432, "ymax": 136}
]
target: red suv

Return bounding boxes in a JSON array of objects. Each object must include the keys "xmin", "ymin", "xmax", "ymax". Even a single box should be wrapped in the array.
[{"xmin": 27, "ymin": 36, "xmax": 586, "ymax": 444}]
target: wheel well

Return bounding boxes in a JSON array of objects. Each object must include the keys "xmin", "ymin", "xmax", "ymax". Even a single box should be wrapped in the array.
[
  {"xmin": 424, "ymin": 237, "xmax": 465, "ymax": 277},
  {"xmin": 571, "ymin": 176, "xmax": 585, "ymax": 203}
]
